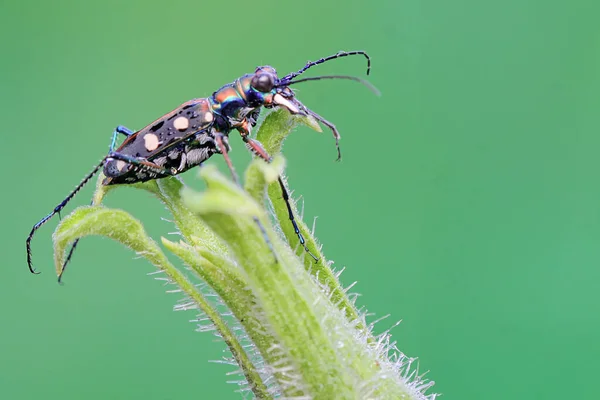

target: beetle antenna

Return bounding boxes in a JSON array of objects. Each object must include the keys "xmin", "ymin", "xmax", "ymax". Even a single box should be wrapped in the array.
[
  {"xmin": 280, "ymin": 75, "xmax": 380, "ymax": 96},
  {"xmin": 282, "ymin": 51, "xmax": 371, "ymax": 82}
]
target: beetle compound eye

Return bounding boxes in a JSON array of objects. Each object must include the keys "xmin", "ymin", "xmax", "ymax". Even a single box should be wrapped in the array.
[{"xmin": 251, "ymin": 73, "xmax": 274, "ymax": 92}]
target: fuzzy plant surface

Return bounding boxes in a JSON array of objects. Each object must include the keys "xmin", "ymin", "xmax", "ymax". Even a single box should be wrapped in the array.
[{"xmin": 52, "ymin": 109, "xmax": 437, "ymax": 400}]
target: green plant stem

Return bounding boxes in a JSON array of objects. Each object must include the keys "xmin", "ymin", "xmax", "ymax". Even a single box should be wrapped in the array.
[
  {"xmin": 50, "ymin": 109, "xmax": 436, "ymax": 400},
  {"xmin": 256, "ymin": 109, "xmax": 369, "ymax": 337},
  {"xmin": 52, "ymin": 207, "xmax": 271, "ymax": 399}
]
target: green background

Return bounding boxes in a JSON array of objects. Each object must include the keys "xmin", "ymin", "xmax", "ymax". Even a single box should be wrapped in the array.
[{"xmin": 1, "ymin": 0, "xmax": 598, "ymax": 398}]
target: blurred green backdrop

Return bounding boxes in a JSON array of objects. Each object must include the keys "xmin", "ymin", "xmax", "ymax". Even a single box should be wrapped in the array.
[{"xmin": 2, "ymin": 0, "xmax": 599, "ymax": 398}]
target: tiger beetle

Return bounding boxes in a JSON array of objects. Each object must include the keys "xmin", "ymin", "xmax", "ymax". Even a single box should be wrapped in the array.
[{"xmin": 26, "ymin": 50, "xmax": 378, "ymax": 281}]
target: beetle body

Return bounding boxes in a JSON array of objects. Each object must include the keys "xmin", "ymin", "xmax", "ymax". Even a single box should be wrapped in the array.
[
  {"xmin": 26, "ymin": 51, "xmax": 376, "ymax": 279},
  {"xmin": 103, "ymin": 66, "xmax": 303, "ymax": 185}
]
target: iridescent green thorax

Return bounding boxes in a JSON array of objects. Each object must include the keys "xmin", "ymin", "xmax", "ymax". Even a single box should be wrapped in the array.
[
  {"xmin": 235, "ymin": 76, "xmax": 254, "ymax": 99},
  {"xmin": 209, "ymin": 72, "xmax": 276, "ymax": 132}
]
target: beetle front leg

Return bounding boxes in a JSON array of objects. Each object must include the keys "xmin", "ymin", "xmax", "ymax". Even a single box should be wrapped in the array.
[
  {"xmin": 241, "ymin": 134, "xmax": 318, "ymax": 262},
  {"xmin": 294, "ymin": 99, "xmax": 343, "ymax": 161}
]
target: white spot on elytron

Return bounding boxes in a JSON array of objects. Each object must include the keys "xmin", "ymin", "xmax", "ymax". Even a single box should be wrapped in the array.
[
  {"xmin": 273, "ymin": 93, "xmax": 299, "ymax": 114},
  {"xmin": 204, "ymin": 112, "xmax": 213, "ymax": 122},
  {"xmin": 144, "ymin": 133, "xmax": 160, "ymax": 151},
  {"xmin": 173, "ymin": 116, "xmax": 189, "ymax": 130},
  {"xmin": 116, "ymin": 160, "xmax": 126, "ymax": 171}
]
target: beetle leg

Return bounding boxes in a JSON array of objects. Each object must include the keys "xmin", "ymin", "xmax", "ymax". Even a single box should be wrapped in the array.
[
  {"xmin": 294, "ymin": 100, "xmax": 342, "ymax": 161},
  {"xmin": 58, "ymin": 126, "xmax": 138, "ymax": 281},
  {"xmin": 107, "ymin": 151, "xmax": 177, "ymax": 176},
  {"xmin": 242, "ymin": 136, "xmax": 318, "ymax": 262},
  {"xmin": 26, "ymin": 156, "xmax": 108, "ymax": 275},
  {"xmin": 214, "ymin": 133, "xmax": 239, "ymax": 184},
  {"xmin": 214, "ymin": 131, "xmax": 279, "ymax": 263},
  {"xmin": 109, "ymin": 125, "xmax": 135, "ymax": 151}
]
